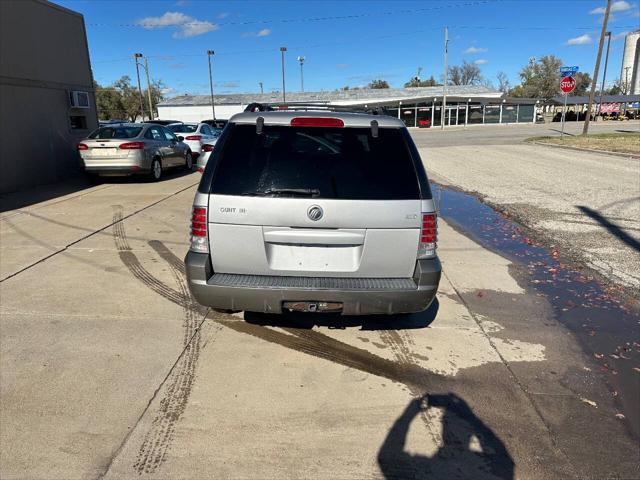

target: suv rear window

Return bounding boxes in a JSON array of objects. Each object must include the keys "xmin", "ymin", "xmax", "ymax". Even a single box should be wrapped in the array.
[{"xmin": 210, "ymin": 125, "xmax": 420, "ymax": 200}]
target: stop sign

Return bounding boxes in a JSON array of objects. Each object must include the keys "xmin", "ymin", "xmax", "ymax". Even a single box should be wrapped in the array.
[{"xmin": 560, "ymin": 76, "xmax": 576, "ymax": 94}]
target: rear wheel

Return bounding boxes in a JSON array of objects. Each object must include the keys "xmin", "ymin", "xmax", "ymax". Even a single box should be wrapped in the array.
[
  {"xmin": 185, "ymin": 151, "xmax": 193, "ymax": 171},
  {"xmin": 149, "ymin": 158, "xmax": 162, "ymax": 181}
]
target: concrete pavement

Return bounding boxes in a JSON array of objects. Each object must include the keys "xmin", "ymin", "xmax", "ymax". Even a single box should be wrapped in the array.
[{"xmin": 1, "ymin": 172, "xmax": 637, "ymax": 479}]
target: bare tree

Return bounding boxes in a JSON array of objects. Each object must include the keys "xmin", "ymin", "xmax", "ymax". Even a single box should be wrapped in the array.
[
  {"xmin": 448, "ymin": 61, "xmax": 482, "ymax": 85},
  {"xmin": 497, "ymin": 71, "xmax": 510, "ymax": 93}
]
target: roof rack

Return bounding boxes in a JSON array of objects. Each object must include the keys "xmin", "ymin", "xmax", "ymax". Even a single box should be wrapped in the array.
[{"xmin": 243, "ymin": 102, "xmax": 391, "ymax": 116}]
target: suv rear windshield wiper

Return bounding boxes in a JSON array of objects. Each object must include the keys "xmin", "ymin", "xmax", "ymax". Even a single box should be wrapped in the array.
[{"xmin": 242, "ymin": 188, "xmax": 320, "ymax": 197}]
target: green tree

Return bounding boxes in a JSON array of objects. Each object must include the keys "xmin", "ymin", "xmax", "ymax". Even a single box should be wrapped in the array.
[
  {"xmin": 94, "ymin": 76, "xmax": 166, "ymax": 121},
  {"xmin": 573, "ymin": 72, "xmax": 592, "ymax": 96},
  {"xmin": 367, "ymin": 79, "xmax": 390, "ymax": 89},
  {"xmin": 511, "ymin": 55, "xmax": 562, "ymax": 102},
  {"xmin": 404, "ymin": 75, "xmax": 440, "ymax": 88}
]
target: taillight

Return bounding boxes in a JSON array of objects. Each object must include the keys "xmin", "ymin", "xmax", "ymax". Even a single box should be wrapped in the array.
[
  {"xmin": 185, "ymin": 135, "xmax": 202, "ymax": 141},
  {"xmin": 417, "ymin": 213, "xmax": 437, "ymax": 258},
  {"xmin": 290, "ymin": 117, "xmax": 344, "ymax": 128},
  {"xmin": 119, "ymin": 141, "xmax": 145, "ymax": 150},
  {"xmin": 202, "ymin": 144, "xmax": 214, "ymax": 152},
  {"xmin": 77, "ymin": 143, "xmax": 88, "ymax": 150},
  {"xmin": 189, "ymin": 206, "xmax": 208, "ymax": 253}
]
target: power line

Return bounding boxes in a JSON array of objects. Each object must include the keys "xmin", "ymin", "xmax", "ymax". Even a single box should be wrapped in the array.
[
  {"xmin": 91, "ymin": 24, "xmax": 637, "ymax": 64},
  {"xmin": 86, "ymin": 1, "xmax": 493, "ymax": 28}
]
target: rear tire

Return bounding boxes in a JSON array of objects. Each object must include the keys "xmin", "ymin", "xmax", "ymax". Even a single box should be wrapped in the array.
[
  {"xmin": 185, "ymin": 151, "xmax": 193, "ymax": 171},
  {"xmin": 149, "ymin": 158, "xmax": 162, "ymax": 182}
]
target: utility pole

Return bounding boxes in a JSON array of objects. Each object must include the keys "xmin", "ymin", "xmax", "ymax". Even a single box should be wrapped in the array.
[
  {"xmin": 133, "ymin": 53, "xmax": 146, "ymax": 121},
  {"xmin": 143, "ymin": 56, "xmax": 154, "ymax": 120},
  {"xmin": 441, "ymin": 26, "xmax": 448, "ymax": 130},
  {"xmin": 597, "ymin": 32, "xmax": 612, "ymax": 119},
  {"xmin": 280, "ymin": 47, "xmax": 287, "ymax": 103},
  {"xmin": 583, "ymin": 0, "xmax": 611, "ymax": 135},
  {"xmin": 259, "ymin": 82, "xmax": 264, "ymax": 94},
  {"xmin": 297, "ymin": 56, "xmax": 305, "ymax": 92},
  {"xmin": 207, "ymin": 50, "xmax": 216, "ymax": 119}
]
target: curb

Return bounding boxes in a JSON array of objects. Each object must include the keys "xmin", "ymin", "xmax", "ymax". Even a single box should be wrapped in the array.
[{"xmin": 529, "ymin": 141, "xmax": 640, "ymax": 159}]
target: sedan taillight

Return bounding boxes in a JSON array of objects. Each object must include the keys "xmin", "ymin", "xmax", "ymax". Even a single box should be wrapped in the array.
[
  {"xmin": 189, "ymin": 206, "xmax": 208, "ymax": 253},
  {"xmin": 185, "ymin": 135, "xmax": 202, "ymax": 141},
  {"xmin": 119, "ymin": 141, "xmax": 145, "ymax": 150},
  {"xmin": 77, "ymin": 143, "xmax": 88, "ymax": 151},
  {"xmin": 417, "ymin": 213, "xmax": 437, "ymax": 259}
]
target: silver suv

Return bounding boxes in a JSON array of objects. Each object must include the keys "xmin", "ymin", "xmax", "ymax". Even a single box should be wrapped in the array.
[{"xmin": 185, "ymin": 108, "xmax": 441, "ymax": 315}]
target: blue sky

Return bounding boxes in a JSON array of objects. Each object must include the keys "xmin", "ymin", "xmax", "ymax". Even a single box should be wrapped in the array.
[{"xmin": 59, "ymin": 0, "xmax": 640, "ymax": 97}]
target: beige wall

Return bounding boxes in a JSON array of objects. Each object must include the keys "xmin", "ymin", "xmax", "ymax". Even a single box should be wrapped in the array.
[{"xmin": 0, "ymin": 0, "xmax": 98, "ymax": 194}]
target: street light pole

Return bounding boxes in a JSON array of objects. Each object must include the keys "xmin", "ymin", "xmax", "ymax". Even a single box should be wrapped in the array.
[
  {"xmin": 133, "ymin": 53, "xmax": 146, "ymax": 121},
  {"xmin": 207, "ymin": 50, "xmax": 216, "ymax": 120},
  {"xmin": 441, "ymin": 26, "xmax": 448, "ymax": 130},
  {"xmin": 583, "ymin": 0, "xmax": 611, "ymax": 135},
  {"xmin": 597, "ymin": 32, "xmax": 612, "ymax": 120},
  {"xmin": 280, "ymin": 47, "xmax": 287, "ymax": 103},
  {"xmin": 142, "ymin": 56, "xmax": 154, "ymax": 121},
  {"xmin": 297, "ymin": 56, "xmax": 305, "ymax": 92},
  {"xmin": 259, "ymin": 82, "xmax": 264, "ymax": 94}
]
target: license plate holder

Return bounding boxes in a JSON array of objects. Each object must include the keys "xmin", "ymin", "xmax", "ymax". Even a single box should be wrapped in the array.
[{"xmin": 283, "ymin": 301, "xmax": 343, "ymax": 313}]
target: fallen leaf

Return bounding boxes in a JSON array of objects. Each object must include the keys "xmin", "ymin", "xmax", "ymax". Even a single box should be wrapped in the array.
[
  {"xmin": 580, "ymin": 397, "xmax": 597, "ymax": 408},
  {"xmin": 615, "ymin": 413, "xmax": 626, "ymax": 420}
]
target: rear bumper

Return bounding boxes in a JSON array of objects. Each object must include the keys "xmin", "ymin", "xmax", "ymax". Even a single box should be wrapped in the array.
[
  {"xmin": 184, "ymin": 251, "xmax": 441, "ymax": 315},
  {"xmin": 84, "ymin": 165, "xmax": 149, "ymax": 175}
]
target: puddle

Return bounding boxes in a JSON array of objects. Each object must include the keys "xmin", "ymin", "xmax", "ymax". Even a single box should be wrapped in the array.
[{"xmin": 432, "ymin": 183, "xmax": 640, "ymax": 434}]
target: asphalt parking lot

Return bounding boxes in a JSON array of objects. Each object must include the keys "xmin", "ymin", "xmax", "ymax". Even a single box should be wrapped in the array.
[{"xmin": 1, "ymin": 127, "xmax": 639, "ymax": 479}]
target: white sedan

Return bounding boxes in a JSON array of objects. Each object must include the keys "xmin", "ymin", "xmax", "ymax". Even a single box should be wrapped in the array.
[{"xmin": 167, "ymin": 123, "xmax": 220, "ymax": 160}]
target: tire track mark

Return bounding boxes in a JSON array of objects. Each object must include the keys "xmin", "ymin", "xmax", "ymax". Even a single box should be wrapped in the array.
[
  {"xmin": 379, "ymin": 330, "xmax": 442, "ymax": 446},
  {"xmin": 110, "ymin": 206, "xmax": 207, "ymax": 474},
  {"xmin": 216, "ymin": 320, "xmax": 449, "ymax": 393}
]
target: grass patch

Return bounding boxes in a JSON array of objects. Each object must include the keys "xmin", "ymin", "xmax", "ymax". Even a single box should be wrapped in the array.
[{"xmin": 526, "ymin": 132, "xmax": 640, "ymax": 154}]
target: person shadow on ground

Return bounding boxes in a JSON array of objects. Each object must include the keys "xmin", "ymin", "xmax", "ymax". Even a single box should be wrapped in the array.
[{"xmin": 378, "ymin": 393, "xmax": 514, "ymax": 480}]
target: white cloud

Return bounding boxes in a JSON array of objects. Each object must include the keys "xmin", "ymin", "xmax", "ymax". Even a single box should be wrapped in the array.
[
  {"xmin": 242, "ymin": 28, "xmax": 271, "ymax": 37},
  {"xmin": 566, "ymin": 34, "xmax": 592, "ymax": 45},
  {"xmin": 217, "ymin": 12, "xmax": 230, "ymax": 19},
  {"xmin": 464, "ymin": 46, "xmax": 487, "ymax": 54},
  {"xmin": 137, "ymin": 11, "xmax": 218, "ymax": 38},
  {"xmin": 612, "ymin": 31, "xmax": 629, "ymax": 40},
  {"xmin": 474, "ymin": 59, "xmax": 488, "ymax": 65},
  {"xmin": 589, "ymin": 0, "xmax": 631, "ymax": 14}
]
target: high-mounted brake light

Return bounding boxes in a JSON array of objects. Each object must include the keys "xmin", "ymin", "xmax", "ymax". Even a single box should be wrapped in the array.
[
  {"xmin": 290, "ymin": 117, "xmax": 344, "ymax": 128},
  {"xmin": 189, "ymin": 206, "xmax": 208, "ymax": 253},
  {"xmin": 202, "ymin": 144, "xmax": 214, "ymax": 152},
  {"xmin": 185, "ymin": 135, "xmax": 202, "ymax": 141},
  {"xmin": 119, "ymin": 141, "xmax": 145, "ymax": 150},
  {"xmin": 417, "ymin": 213, "xmax": 437, "ymax": 259},
  {"xmin": 77, "ymin": 143, "xmax": 88, "ymax": 151}
]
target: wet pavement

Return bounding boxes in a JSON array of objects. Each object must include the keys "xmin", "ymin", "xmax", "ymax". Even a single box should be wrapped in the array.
[{"xmin": 433, "ymin": 183, "xmax": 640, "ymax": 436}]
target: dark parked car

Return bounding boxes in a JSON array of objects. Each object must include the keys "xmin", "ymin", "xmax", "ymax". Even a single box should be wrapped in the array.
[{"xmin": 142, "ymin": 119, "xmax": 182, "ymax": 126}]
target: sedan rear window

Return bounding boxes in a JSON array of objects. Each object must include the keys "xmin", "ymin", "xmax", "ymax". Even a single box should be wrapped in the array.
[
  {"xmin": 210, "ymin": 125, "xmax": 420, "ymax": 200},
  {"xmin": 168, "ymin": 124, "xmax": 198, "ymax": 133},
  {"xmin": 88, "ymin": 127, "xmax": 142, "ymax": 139}
]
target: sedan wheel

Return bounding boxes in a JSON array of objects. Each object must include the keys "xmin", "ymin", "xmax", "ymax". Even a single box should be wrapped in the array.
[
  {"xmin": 150, "ymin": 159, "xmax": 162, "ymax": 181},
  {"xmin": 185, "ymin": 152, "xmax": 193, "ymax": 170}
]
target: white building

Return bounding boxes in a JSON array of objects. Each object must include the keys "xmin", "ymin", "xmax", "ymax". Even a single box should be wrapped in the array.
[
  {"xmin": 621, "ymin": 30, "xmax": 640, "ymax": 95},
  {"xmin": 157, "ymin": 85, "xmax": 539, "ymax": 127}
]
